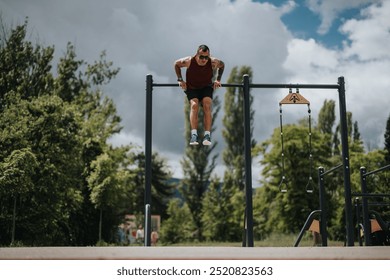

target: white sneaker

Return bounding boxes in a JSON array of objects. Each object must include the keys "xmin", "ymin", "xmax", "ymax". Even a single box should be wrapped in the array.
[
  {"xmin": 190, "ymin": 134, "xmax": 199, "ymax": 145},
  {"xmin": 202, "ymin": 134, "xmax": 211, "ymax": 146}
]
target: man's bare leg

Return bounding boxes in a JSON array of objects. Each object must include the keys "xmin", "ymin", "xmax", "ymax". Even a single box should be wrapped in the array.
[
  {"xmin": 202, "ymin": 97, "xmax": 212, "ymax": 145},
  {"xmin": 189, "ymin": 98, "xmax": 199, "ymax": 145}
]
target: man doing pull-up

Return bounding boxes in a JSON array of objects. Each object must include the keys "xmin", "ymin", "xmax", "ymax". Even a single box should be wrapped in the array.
[{"xmin": 174, "ymin": 44, "xmax": 224, "ymax": 145}]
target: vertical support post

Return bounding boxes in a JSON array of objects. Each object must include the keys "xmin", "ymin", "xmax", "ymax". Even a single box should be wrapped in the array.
[
  {"xmin": 360, "ymin": 167, "xmax": 371, "ymax": 246},
  {"xmin": 243, "ymin": 74, "xmax": 254, "ymax": 247},
  {"xmin": 144, "ymin": 74, "xmax": 153, "ymax": 246},
  {"xmin": 318, "ymin": 167, "xmax": 327, "ymax": 246},
  {"xmin": 144, "ymin": 204, "xmax": 151, "ymax": 247},
  {"xmin": 338, "ymin": 76, "xmax": 354, "ymax": 246},
  {"xmin": 355, "ymin": 198, "xmax": 363, "ymax": 246}
]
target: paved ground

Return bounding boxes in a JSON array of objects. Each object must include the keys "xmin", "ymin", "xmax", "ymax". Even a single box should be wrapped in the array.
[{"xmin": 1, "ymin": 246, "xmax": 389, "ymax": 260}]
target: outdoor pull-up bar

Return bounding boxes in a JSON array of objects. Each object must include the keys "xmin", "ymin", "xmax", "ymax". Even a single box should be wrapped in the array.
[{"xmin": 144, "ymin": 74, "xmax": 354, "ymax": 247}]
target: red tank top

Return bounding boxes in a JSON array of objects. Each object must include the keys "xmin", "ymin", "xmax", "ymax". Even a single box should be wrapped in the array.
[{"xmin": 186, "ymin": 56, "xmax": 213, "ymax": 89}]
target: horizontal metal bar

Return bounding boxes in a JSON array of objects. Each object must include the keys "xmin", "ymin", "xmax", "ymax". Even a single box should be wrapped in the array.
[
  {"xmin": 362, "ymin": 164, "xmax": 390, "ymax": 177},
  {"xmin": 152, "ymin": 83, "xmax": 339, "ymax": 89},
  {"xmin": 352, "ymin": 193, "xmax": 390, "ymax": 198},
  {"xmin": 222, "ymin": 83, "xmax": 242, "ymax": 88},
  {"xmin": 321, "ymin": 164, "xmax": 343, "ymax": 176},
  {"xmin": 152, "ymin": 83, "xmax": 242, "ymax": 87},
  {"xmin": 249, "ymin": 84, "xmax": 340, "ymax": 89},
  {"xmin": 366, "ymin": 202, "xmax": 390, "ymax": 206},
  {"xmin": 153, "ymin": 83, "xmax": 179, "ymax": 87}
]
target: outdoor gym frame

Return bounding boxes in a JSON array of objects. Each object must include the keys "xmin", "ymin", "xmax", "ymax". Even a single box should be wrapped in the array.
[{"xmin": 144, "ymin": 74, "xmax": 354, "ymax": 247}]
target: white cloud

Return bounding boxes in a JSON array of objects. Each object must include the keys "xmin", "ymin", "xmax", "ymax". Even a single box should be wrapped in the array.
[
  {"xmin": 2, "ymin": 0, "xmax": 390, "ymax": 180},
  {"xmin": 284, "ymin": 0, "xmax": 390, "ymax": 150},
  {"xmin": 340, "ymin": 0, "xmax": 390, "ymax": 61},
  {"xmin": 306, "ymin": 0, "xmax": 383, "ymax": 35},
  {"xmin": 109, "ymin": 131, "xmax": 143, "ymax": 148},
  {"xmin": 284, "ymin": 38, "xmax": 340, "ymax": 80}
]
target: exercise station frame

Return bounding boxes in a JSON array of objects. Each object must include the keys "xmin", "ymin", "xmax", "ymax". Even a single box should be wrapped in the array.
[{"xmin": 144, "ymin": 74, "xmax": 353, "ymax": 247}]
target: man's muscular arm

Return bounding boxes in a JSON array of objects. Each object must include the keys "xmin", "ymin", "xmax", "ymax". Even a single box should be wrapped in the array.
[
  {"xmin": 174, "ymin": 56, "xmax": 191, "ymax": 90},
  {"xmin": 210, "ymin": 58, "xmax": 224, "ymax": 89},
  {"xmin": 216, "ymin": 60, "xmax": 224, "ymax": 82},
  {"xmin": 174, "ymin": 56, "xmax": 191, "ymax": 80},
  {"xmin": 211, "ymin": 58, "xmax": 225, "ymax": 81}
]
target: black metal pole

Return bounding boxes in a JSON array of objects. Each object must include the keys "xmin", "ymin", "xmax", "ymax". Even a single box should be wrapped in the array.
[
  {"xmin": 360, "ymin": 167, "xmax": 371, "ymax": 246},
  {"xmin": 243, "ymin": 74, "xmax": 254, "ymax": 247},
  {"xmin": 355, "ymin": 198, "xmax": 362, "ymax": 246},
  {"xmin": 363, "ymin": 164, "xmax": 390, "ymax": 177},
  {"xmin": 144, "ymin": 204, "xmax": 151, "ymax": 246},
  {"xmin": 317, "ymin": 164, "xmax": 342, "ymax": 246},
  {"xmin": 144, "ymin": 74, "xmax": 153, "ymax": 246},
  {"xmin": 318, "ymin": 167, "xmax": 327, "ymax": 246},
  {"xmin": 338, "ymin": 76, "xmax": 354, "ymax": 246}
]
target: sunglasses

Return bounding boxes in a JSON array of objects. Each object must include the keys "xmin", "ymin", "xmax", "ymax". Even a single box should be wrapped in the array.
[{"xmin": 198, "ymin": 55, "xmax": 209, "ymax": 60}]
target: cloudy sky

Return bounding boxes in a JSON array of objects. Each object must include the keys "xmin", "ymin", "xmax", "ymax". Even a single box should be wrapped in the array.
[{"xmin": 1, "ymin": 0, "xmax": 390, "ymax": 184}]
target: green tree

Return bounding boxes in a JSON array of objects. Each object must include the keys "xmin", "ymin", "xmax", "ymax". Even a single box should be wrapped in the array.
[
  {"xmin": 201, "ymin": 176, "xmax": 233, "ymax": 241},
  {"xmin": 332, "ymin": 107, "xmax": 357, "ymax": 157},
  {"xmin": 254, "ymin": 120, "xmax": 332, "ymax": 236},
  {"xmin": 159, "ymin": 199, "xmax": 196, "ymax": 244},
  {"xmin": 384, "ymin": 114, "xmax": 390, "ymax": 164},
  {"xmin": 0, "ymin": 20, "xmax": 153, "ymax": 246},
  {"xmin": 353, "ymin": 121, "xmax": 361, "ymax": 142},
  {"xmin": 52, "ymin": 37, "xmax": 130, "ymax": 245},
  {"xmin": 0, "ymin": 93, "xmax": 83, "ymax": 245},
  {"xmin": 202, "ymin": 66, "xmax": 256, "ymax": 242},
  {"xmin": 180, "ymin": 95, "xmax": 221, "ymax": 240},
  {"xmin": 222, "ymin": 66, "xmax": 256, "ymax": 191},
  {"xmin": 0, "ymin": 148, "xmax": 38, "ymax": 244},
  {"xmin": 317, "ymin": 99, "xmax": 336, "ymax": 135},
  {"xmin": 88, "ymin": 152, "xmax": 122, "ymax": 242},
  {"xmin": 317, "ymin": 99, "xmax": 336, "ymax": 155},
  {"xmin": 130, "ymin": 151, "xmax": 175, "ymax": 220},
  {"xmin": 0, "ymin": 20, "xmax": 55, "ymax": 104}
]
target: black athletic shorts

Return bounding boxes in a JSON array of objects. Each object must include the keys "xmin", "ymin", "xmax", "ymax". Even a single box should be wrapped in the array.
[{"xmin": 185, "ymin": 86, "xmax": 214, "ymax": 102}]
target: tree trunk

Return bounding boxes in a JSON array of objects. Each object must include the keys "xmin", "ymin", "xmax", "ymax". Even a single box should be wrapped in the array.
[
  {"xmin": 11, "ymin": 196, "xmax": 17, "ymax": 245},
  {"xmin": 99, "ymin": 208, "xmax": 103, "ymax": 242}
]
